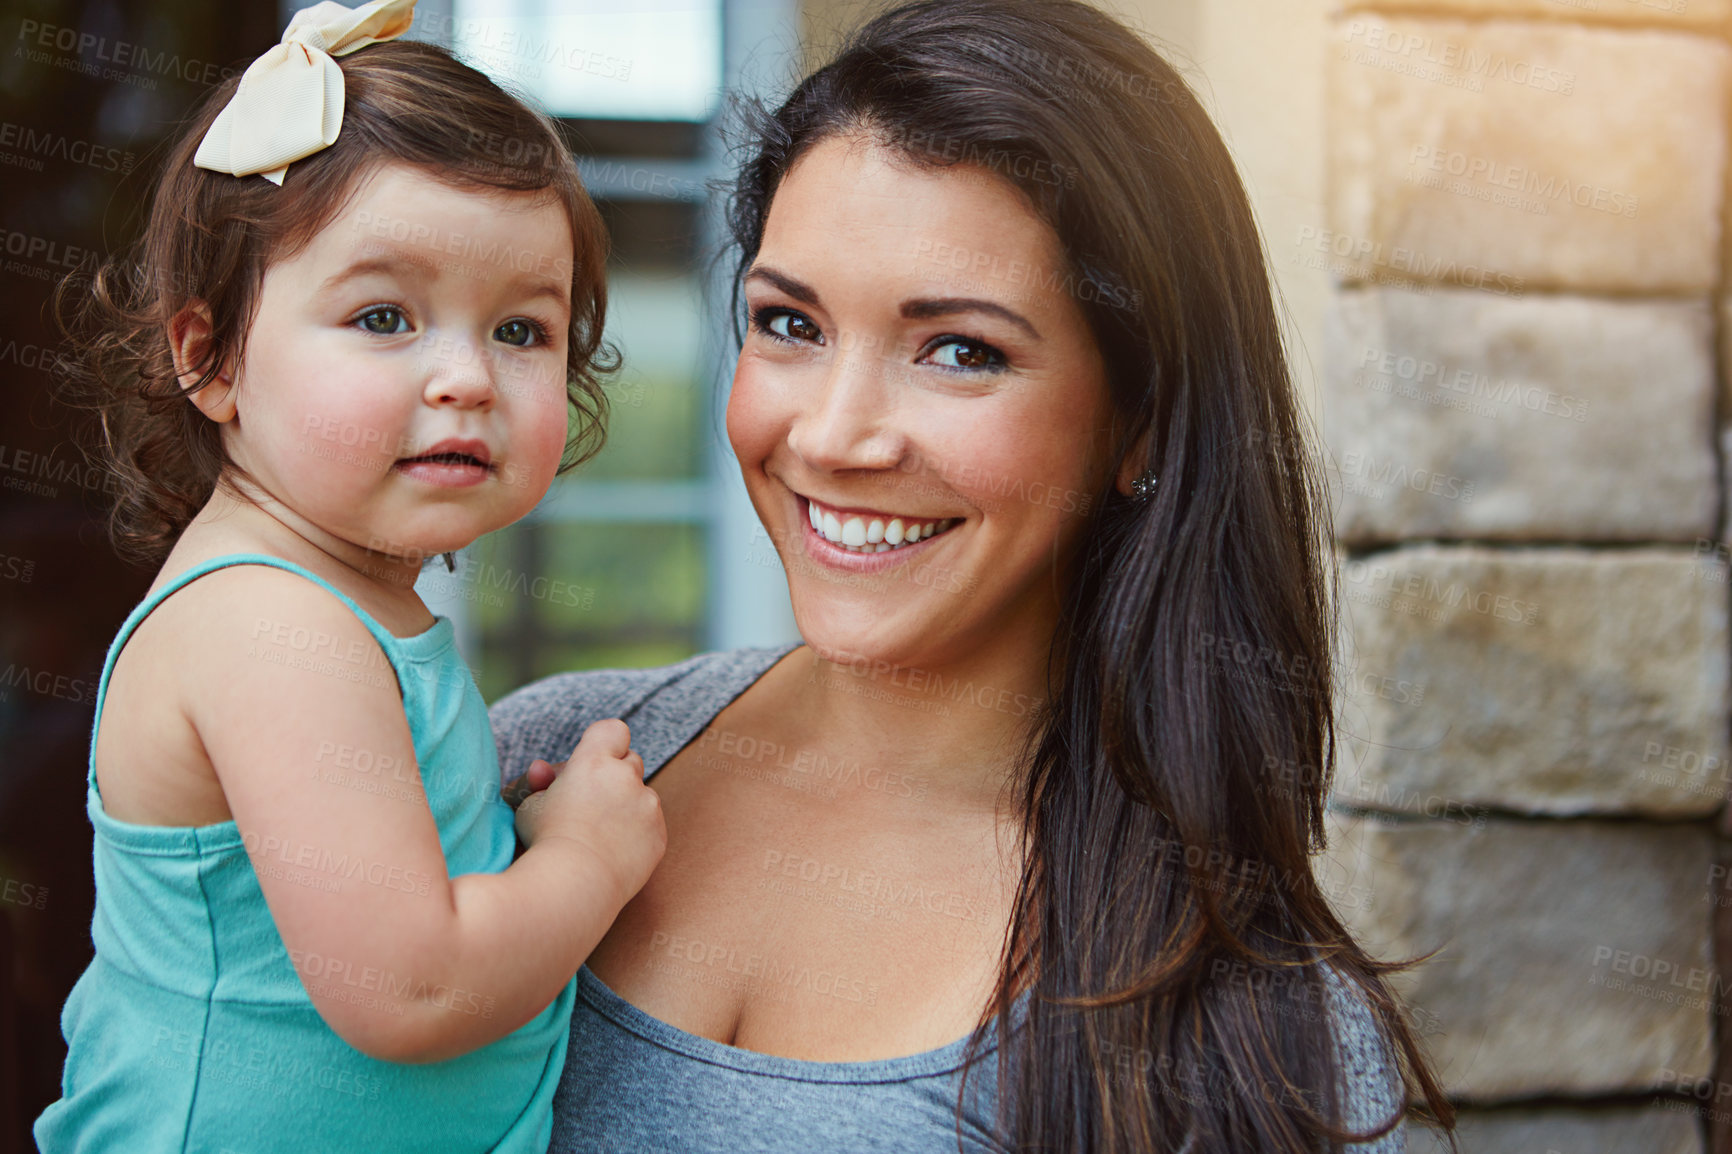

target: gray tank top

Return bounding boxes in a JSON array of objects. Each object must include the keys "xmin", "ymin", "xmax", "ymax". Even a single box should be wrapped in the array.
[{"xmin": 489, "ymin": 646, "xmax": 1407, "ymax": 1153}]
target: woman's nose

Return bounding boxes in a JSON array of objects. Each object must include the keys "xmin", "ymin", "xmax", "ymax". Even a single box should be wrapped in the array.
[{"xmin": 784, "ymin": 338, "xmax": 907, "ymax": 473}]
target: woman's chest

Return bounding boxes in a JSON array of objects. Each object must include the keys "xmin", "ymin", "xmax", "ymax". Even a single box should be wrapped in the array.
[{"xmin": 584, "ymin": 734, "xmax": 1018, "ymax": 1061}]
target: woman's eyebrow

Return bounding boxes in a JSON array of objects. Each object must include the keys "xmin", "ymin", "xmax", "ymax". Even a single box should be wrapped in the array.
[
  {"xmin": 901, "ymin": 296, "xmax": 1039, "ymax": 339},
  {"xmin": 747, "ymin": 264, "xmax": 1041, "ymax": 339},
  {"xmin": 744, "ymin": 264, "xmax": 820, "ymax": 306}
]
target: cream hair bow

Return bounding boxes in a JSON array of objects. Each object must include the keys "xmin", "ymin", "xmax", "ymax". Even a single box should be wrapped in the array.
[{"xmin": 193, "ymin": 0, "xmax": 417, "ymax": 185}]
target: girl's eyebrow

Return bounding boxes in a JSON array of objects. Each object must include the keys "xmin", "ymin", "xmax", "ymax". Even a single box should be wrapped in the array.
[
  {"xmin": 747, "ymin": 262, "xmax": 1038, "ymax": 338},
  {"xmin": 317, "ymin": 250, "xmax": 436, "ymax": 294},
  {"xmin": 318, "ymin": 247, "xmax": 570, "ymax": 308}
]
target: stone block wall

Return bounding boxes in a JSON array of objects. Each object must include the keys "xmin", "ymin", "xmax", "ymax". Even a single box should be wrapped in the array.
[{"xmin": 1321, "ymin": 4, "xmax": 1732, "ymax": 1149}]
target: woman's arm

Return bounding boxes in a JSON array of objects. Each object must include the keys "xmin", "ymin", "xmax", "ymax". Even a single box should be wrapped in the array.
[{"xmin": 1326, "ymin": 967, "xmax": 1409, "ymax": 1152}]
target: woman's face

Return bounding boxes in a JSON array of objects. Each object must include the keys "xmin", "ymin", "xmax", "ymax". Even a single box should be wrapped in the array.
[{"xmin": 728, "ymin": 134, "xmax": 1120, "ymax": 671}]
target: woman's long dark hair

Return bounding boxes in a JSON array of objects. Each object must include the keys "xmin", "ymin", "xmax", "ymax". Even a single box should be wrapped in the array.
[{"xmin": 727, "ymin": 2, "xmax": 1456, "ymax": 1151}]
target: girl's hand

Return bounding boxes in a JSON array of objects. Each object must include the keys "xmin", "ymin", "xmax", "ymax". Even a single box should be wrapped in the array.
[
  {"xmin": 514, "ymin": 720, "xmax": 663, "ymax": 908},
  {"xmin": 502, "ymin": 757, "xmax": 559, "ymax": 808}
]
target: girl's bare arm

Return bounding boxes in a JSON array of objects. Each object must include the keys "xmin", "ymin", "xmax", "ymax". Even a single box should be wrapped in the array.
[{"xmin": 178, "ymin": 567, "xmax": 663, "ymax": 1062}]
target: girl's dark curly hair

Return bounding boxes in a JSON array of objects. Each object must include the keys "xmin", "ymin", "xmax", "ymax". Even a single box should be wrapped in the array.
[{"xmin": 57, "ymin": 39, "xmax": 614, "ymax": 563}]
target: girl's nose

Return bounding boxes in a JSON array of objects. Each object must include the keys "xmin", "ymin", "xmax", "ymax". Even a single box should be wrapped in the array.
[{"xmin": 422, "ymin": 339, "xmax": 497, "ymax": 410}]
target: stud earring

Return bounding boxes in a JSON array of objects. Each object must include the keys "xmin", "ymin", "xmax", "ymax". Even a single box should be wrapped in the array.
[{"xmin": 1129, "ymin": 470, "xmax": 1158, "ymax": 501}]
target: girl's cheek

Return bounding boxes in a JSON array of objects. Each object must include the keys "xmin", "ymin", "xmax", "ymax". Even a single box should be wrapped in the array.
[{"xmin": 527, "ymin": 390, "xmax": 572, "ymax": 471}]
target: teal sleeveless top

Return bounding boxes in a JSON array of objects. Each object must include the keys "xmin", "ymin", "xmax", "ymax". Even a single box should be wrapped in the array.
[{"xmin": 34, "ymin": 554, "xmax": 577, "ymax": 1154}]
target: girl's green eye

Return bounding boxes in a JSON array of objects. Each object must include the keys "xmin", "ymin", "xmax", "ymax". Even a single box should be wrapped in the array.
[
  {"xmin": 358, "ymin": 307, "xmax": 407, "ymax": 334},
  {"xmin": 495, "ymin": 319, "xmax": 536, "ymax": 346}
]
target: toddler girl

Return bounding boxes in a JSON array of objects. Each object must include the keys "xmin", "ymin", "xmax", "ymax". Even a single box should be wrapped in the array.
[{"xmin": 33, "ymin": 2, "xmax": 663, "ymax": 1150}]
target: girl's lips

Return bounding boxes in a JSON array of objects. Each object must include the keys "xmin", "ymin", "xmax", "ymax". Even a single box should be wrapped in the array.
[
  {"xmin": 411, "ymin": 437, "xmax": 493, "ymax": 467},
  {"xmin": 393, "ymin": 458, "xmax": 492, "ymax": 487},
  {"xmin": 393, "ymin": 438, "xmax": 496, "ymax": 488}
]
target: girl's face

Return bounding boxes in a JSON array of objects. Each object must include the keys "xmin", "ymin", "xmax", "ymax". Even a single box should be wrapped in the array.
[
  {"xmin": 203, "ymin": 163, "xmax": 575, "ymax": 561},
  {"xmin": 729, "ymin": 136, "xmax": 1118, "ymax": 670}
]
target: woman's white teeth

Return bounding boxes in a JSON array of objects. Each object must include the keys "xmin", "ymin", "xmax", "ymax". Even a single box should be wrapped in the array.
[{"xmin": 807, "ymin": 500, "xmax": 955, "ymax": 553}]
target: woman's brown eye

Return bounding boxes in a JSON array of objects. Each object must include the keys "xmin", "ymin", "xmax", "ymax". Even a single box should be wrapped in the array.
[
  {"xmin": 927, "ymin": 338, "xmax": 1004, "ymax": 371},
  {"xmin": 767, "ymin": 311, "xmax": 821, "ymax": 342}
]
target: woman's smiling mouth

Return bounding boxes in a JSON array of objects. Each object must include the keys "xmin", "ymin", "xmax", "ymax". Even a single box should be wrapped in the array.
[{"xmin": 803, "ymin": 496, "xmax": 960, "ymax": 554}]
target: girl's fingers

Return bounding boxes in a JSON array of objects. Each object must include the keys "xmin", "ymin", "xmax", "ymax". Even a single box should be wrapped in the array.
[
  {"xmin": 503, "ymin": 760, "xmax": 557, "ymax": 809},
  {"xmin": 575, "ymin": 718, "xmax": 632, "ymax": 760},
  {"xmin": 526, "ymin": 758, "xmax": 559, "ymax": 791},
  {"xmin": 513, "ymin": 739, "xmax": 643, "ymax": 805},
  {"xmin": 513, "ymin": 788, "xmax": 549, "ymax": 844}
]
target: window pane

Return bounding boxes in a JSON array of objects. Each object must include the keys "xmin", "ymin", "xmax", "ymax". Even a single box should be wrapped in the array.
[
  {"xmin": 448, "ymin": 0, "xmax": 723, "ymax": 122},
  {"xmin": 589, "ymin": 270, "xmax": 706, "ymax": 480},
  {"xmin": 469, "ymin": 521, "xmax": 707, "ymax": 701},
  {"xmin": 467, "ymin": 267, "xmax": 712, "ymax": 699}
]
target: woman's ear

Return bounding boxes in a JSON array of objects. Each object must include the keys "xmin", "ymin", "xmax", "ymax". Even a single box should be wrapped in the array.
[
  {"xmin": 1114, "ymin": 429, "xmax": 1153, "ymax": 498},
  {"xmin": 167, "ymin": 302, "xmax": 238, "ymax": 422}
]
